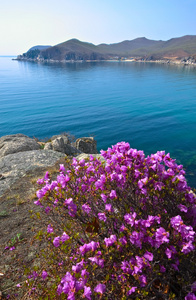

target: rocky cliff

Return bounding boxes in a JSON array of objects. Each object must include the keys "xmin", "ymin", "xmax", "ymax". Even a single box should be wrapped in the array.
[{"xmin": 0, "ymin": 133, "xmax": 99, "ymax": 197}]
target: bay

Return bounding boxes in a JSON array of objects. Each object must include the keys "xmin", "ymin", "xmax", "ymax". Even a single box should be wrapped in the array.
[{"xmin": 0, "ymin": 56, "xmax": 196, "ymax": 187}]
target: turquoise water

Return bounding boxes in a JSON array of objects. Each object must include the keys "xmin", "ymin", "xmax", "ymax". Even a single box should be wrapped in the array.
[{"xmin": 0, "ymin": 56, "xmax": 196, "ymax": 187}]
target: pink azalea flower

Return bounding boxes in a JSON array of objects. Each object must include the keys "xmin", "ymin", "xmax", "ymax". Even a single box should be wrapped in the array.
[
  {"xmin": 155, "ymin": 227, "xmax": 169, "ymax": 247},
  {"xmin": 127, "ymin": 286, "xmax": 137, "ymax": 295},
  {"xmin": 185, "ymin": 293, "xmax": 196, "ymax": 300},
  {"xmin": 165, "ymin": 248, "xmax": 172, "ymax": 259},
  {"xmin": 82, "ymin": 204, "xmax": 91, "ymax": 214},
  {"xmin": 178, "ymin": 204, "xmax": 188, "ymax": 213},
  {"xmin": 104, "ymin": 235, "xmax": 117, "ymax": 247},
  {"xmin": 143, "ymin": 251, "xmax": 153, "ymax": 262},
  {"xmin": 100, "ymin": 193, "xmax": 107, "ymax": 203},
  {"xmin": 45, "ymin": 206, "xmax": 51, "ymax": 214},
  {"xmin": 61, "ymin": 232, "xmax": 69, "ymax": 243},
  {"xmin": 53, "ymin": 236, "xmax": 60, "ymax": 247},
  {"xmin": 98, "ymin": 213, "xmax": 107, "ymax": 222},
  {"xmin": 105, "ymin": 203, "xmax": 113, "ymax": 212},
  {"xmin": 139, "ymin": 275, "xmax": 147, "ymax": 287},
  {"xmin": 47, "ymin": 224, "xmax": 54, "ymax": 233},
  {"xmin": 83, "ymin": 286, "xmax": 92, "ymax": 300},
  {"xmin": 59, "ymin": 164, "xmax": 65, "ymax": 172},
  {"xmin": 109, "ymin": 190, "xmax": 117, "ymax": 199},
  {"xmin": 94, "ymin": 283, "xmax": 106, "ymax": 294},
  {"xmin": 160, "ymin": 265, "xmax": 166, "ymax": 273},
  {"xmin": 37, "ymin": 178, "xmax": 44, "ymax": 184},
  {"xmin": 42, "ymin": 271, "xmax": 48, "ymax": 280}
]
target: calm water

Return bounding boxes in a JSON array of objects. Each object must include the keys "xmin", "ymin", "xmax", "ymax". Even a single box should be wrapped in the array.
[{"xmin": 0, "ymin": 56, "xmax": 196, "ymax": 187}]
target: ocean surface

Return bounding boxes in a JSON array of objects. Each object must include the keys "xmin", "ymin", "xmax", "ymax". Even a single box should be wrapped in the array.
[{"xmin": 0, "ymin": 56, "xmax": 196, "ymax": 187}]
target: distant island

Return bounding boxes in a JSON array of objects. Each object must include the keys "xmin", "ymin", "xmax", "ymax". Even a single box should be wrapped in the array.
[{"xmin": 16, "ymin": 35, "xmax": 196, "ymax": 65}]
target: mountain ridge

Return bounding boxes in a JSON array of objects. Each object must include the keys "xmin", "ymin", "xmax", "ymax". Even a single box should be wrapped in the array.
[{"xmin": 17, "ymin": 35, "xmax": 196, "ymax": 63}]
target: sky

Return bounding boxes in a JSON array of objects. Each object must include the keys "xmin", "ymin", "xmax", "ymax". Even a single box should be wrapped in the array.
[{"xmin": 1, "ymin": 0, "xmax": 196, "ymax": 55}]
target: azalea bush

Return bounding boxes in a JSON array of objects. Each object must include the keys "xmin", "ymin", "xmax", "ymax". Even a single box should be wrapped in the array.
[{"xmin": 27, "ymin": 142, "xmax": 196, "ymax": 299}]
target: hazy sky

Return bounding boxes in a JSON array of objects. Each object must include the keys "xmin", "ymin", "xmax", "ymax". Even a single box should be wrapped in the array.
[{"xmin": 1, "ymin": 0, "xmax": 196, "ymax": 55}]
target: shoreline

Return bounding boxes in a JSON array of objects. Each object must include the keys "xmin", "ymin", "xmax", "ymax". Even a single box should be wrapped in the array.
[{"xmin": 13, "ymin": 57, "xmax": 196, "ymax": 67}]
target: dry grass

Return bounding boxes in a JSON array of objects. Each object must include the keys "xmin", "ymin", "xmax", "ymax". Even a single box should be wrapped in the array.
[{"xmin": 0, "ymin": 156, "xmax": 70, "ymax": 299}]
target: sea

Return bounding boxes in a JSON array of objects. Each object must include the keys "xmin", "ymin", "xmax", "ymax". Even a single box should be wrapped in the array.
[{"xmin": 0, "ymin": 56, "xmax": 196, "ymax": 188}]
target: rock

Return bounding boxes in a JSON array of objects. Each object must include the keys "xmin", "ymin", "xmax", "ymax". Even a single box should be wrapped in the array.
[
  {"xmin": 64, "ymin": 144, "xmax": 81, "ymax": 156},
  {"xmin": 76, "ymin": 153, "xmax": 105, "ymax": 162},
  {"xmin": 75, "ymin": 137, "xmax": 98, "ymax": 154},
  {"xmin": 0, "ymin": 133, "xmax": 99, "ymax": 195},
  {"xmin": 0, "ymin": 134, "xmax": 40, "ymax": 158},
  {"xmin": 52, "ymin": 137, "xmax": 65, "ymax": 152},
  {"xmin": 51, "ymin": 134, "xmax": 70, "ymax": 144},
  {"xmin": 44, "ymin": 136, "xmax": 81, "ymax": 155},
  {"xmin": 44, "ymin": 142, "xmax": 53, "ymax": 150},
  {"xmin": 0, "ymin": 150, "xmax": 65, "ymax": 196}
]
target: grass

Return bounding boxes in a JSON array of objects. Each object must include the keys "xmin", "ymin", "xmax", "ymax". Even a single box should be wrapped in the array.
[
  {"xmin": 8, "ymin": 233, "xmax": 24, "ymax": 247},
  {"xmin": 0, "ymin": 210, "xmax": 9, "ymax": 217}
]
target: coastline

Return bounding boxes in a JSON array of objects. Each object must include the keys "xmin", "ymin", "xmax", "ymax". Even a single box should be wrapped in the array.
[{"xmin": 13, "ymin": 57, "xmax": 196, "ymax": 67}]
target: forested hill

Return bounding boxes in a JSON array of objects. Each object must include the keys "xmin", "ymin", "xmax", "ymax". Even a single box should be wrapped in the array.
[{"xmin": 17, "ymin": 35, "xmax": 196, "ymax": 61}]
